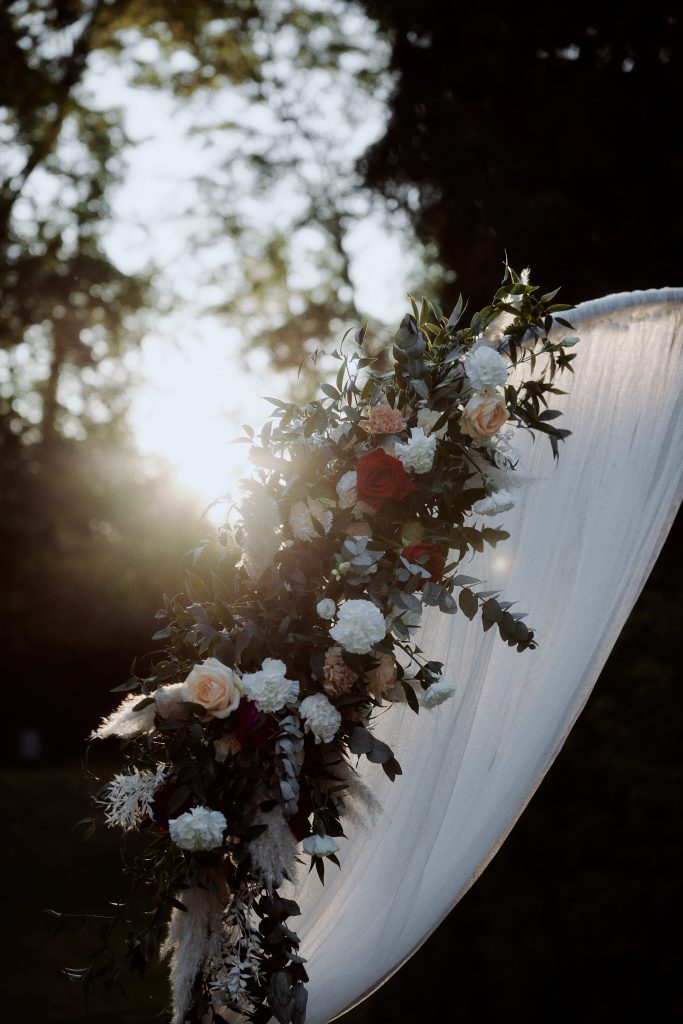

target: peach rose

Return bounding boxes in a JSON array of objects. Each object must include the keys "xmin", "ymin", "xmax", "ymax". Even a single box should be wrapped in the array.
[
  {"xmin": 323, "ymin": 646, "xmax": 358, "ymax": 699},
  {"xmin": 459, "ymin": 392, "xmax": 509, "ymax": 439},
  {"xmin": 366, "ymin": 654, "xmax": 398, "ymax": 701},
  {"xmin": 181, "ymin": 657, "xmax": 242, "ymax": 719}
]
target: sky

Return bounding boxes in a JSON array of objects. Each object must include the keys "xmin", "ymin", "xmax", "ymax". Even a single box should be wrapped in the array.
[{"xmin": 85, "ymin": 28, "xmax": 409, "ymax": 511}]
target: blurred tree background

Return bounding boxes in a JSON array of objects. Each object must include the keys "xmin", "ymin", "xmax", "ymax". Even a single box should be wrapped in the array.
[{"xmin": 0, "ymin": 1, "xmax": 680, "ymax": 1022}]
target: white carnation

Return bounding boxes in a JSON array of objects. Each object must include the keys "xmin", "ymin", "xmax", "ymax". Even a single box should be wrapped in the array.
[
  {"xmin": 464, "ymin": 346, "xmax": 508, "ymax": 392},
  {"xmin": 336, "ymin": 471, "xmax": 373, "ymax": 519},
  {"xmin": 241, "ymin": 658, "xmax": 299, "ymax": 713},
  {"xmin": 289, "ymin": 497, "xmax": 333, "ymax": 541},
  {"xmin": 472, "ymin": 489, "xmax": 514, "ymax": 516},
  {"xmin": 336, "ymin": 470, "xmax": 357, "ymax": 509},
  {"xmin": 329, "ymin": 598, "xmax": 386, "ymax": 654},
  {"xmin": 394, "ymin": 427, "xmax": 436, "ymax": 475},
  {"xmin": 299, "ymin": 693, "xmax": 342, "ymax": 744},
  {"xmin": 168, "ymin": 806, "xmax": 227, "ymax": 851},
  {"xmin": 416, "ymin": 408, "xmax": 448, "ymax": 439},
  {"xmin": 302, "ymin": 833, "xmax": 340, "ymax": 857},
  {"xmin": 316, "ymin": 598, "xmax": 337, "ymax": 619},
  {"xmin": 422, "ymin": 678, "xmax": 457, "ymax": 708}
]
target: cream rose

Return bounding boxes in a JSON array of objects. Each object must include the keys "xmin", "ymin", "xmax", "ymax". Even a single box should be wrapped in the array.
[
  {"xmin": 366, "ymin": 654, "xmax": 398, "ymax": 701},
  {"xmin": 181, "ymin": 657, "xmax": 242, "ymax": 719},
  {"xmin": 459, "ymin": 392, "xmax": 509, "ymax": 439}
]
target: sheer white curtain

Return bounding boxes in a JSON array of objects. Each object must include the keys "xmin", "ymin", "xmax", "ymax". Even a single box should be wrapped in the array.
[{"xmin": 289, "ymin": 289, "xmax": 683, "ymax": 1024}]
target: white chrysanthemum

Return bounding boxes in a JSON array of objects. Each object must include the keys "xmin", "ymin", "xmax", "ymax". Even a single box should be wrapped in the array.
[
  {"xmin": 102, "ymin": 765, "xmax": 167, "ymax": 830},
  {"xmin": 316, "ymin": 598, "xmax": 337, "ymax": 619},
  {"xmin": 289, "ymin": 497, "xmax": 333, "ymax": 541},
  {"xmin": 472, "ymin": 489, "xmax": 515, "ymax": 516},
  {"xmin": 329, "ymin": 598, "xmax": 386, "ymax": 654},
  {"xmin": 491, "ymin": 431, "xmax": 522, "ymax": 473},
  {"xmin": 416, "ymin": 407, "xmax": 448, "ymax": 438},
  {"xmin": 302, "ymin": 834, "xmax": 340, "ymax": 857},
  {"xmin": 241, "ymin": 486, "xmax": 281, "ymax": 580},
  {"xmin": 422, "ymin": 678, "xmax": 457, "ymax": 708},
  {"xmin": 336, "ymin": 470, "xmax": 357, "ymax": 509},
  {"xmin": 336, "ymin": 471, "xmax": 375, "ymax": 520},
  {"xmin": 299, "ymin": 693, "xmax": 342, "ymax": 744},
  {"xmin": 464, "ymin": 346, "xmax": 508, "ymax": 392},
  {"xmin": 168, "ymin": 806, "xmax": 227, "ymax": 851},
  {"xmin": 241, "ymin": 658, "xmax": 299, "ymax": 713},
  {"xmin": 394, "ymin": 427, "xmax": 436, "ymax": 475}
]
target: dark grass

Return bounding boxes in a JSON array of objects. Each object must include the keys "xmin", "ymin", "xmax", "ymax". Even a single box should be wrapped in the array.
[{"xmin": 0, "ymin": 767, "xmax": 168, "ymax": 1022}]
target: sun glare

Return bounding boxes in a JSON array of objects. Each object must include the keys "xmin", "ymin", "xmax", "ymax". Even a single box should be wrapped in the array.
[
  {"xmin": 128, "ymin": 320, "xmax": 280, "ymax": 514},
  {"xmin": 91, "ymin": 46, "xmax": 407, "ymax": 515}
]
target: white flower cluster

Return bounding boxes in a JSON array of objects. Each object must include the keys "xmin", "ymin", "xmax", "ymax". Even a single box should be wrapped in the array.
[
  {"xmin": 316, "ymin": 598, "xmax": 337, "ymax": 619},
  {"xmin": 169, "ymin": 806, "xmax": 227, "ymax": 851},
  {"xmin": 302, "ymin": 833, "xmax": 339, "ymax": 857},
  {"xmin": 241, "ymin": 658, "xmax": 299, "ymax": 713},
  {"xmin": 330, "ymin": 598, "xmax": 386, "ymax": 654},
  {"xmin": 299, "ymin": 693, "xmax": 342, "ymax": 744},
  {"xmin": 491, "ymin": 430, "xmax": 521, "ymax": 472},
  {"xmin": 472, "ymin": 489, "xmax": 515, "ymax": 516},
  {"xmin": 416, "ymin": 407, "xmax": 447, "ymax": 438},
  {"xmin": 394, "ymin": 427, "xmax": 436, "ymax": 474},
  {"xmin": 464, "ymin": 346, "xmax": 508, "ymax": 393},
  {"xmin": 336, "ymin": 470, "xmax": 373, "ymax": 519},
  {"xmin": 289, "ymin": 497, "xmax": 333, "ymax": 541},
  {"xmin": 336, "ymin": 470, "xmax": 357, "ymax": 509},
  {"xmin": 102, "ymin": 765, "xmax": 167, "ymax": 830},
  {"xmin": 421, "ymin": 678, "xmax": 457, "ymax": 709}
]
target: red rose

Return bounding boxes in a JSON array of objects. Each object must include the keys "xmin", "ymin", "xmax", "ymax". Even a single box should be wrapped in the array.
[
  {"xmin": 402, "ymin": 542, "xmax": 446, "ymax": 584},
  {"xmin": 356, "ymin": 448, "xmax": 416, "ymax": 510}
]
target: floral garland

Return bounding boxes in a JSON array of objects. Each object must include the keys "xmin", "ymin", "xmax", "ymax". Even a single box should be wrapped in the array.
[{"xmin": 75, "ymin": 269, "xmax": 577, "ymax": 1024}]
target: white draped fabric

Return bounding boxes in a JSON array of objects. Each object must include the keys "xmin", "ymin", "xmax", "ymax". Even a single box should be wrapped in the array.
[{"xmin": 289, "ymin": 289, "xmax": 683, "ymax": 1024}]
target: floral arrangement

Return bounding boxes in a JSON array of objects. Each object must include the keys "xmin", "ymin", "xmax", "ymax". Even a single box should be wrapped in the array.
[{"xmin": 71, "ymin": 269, "xmax": 576, "ymax": 1024}]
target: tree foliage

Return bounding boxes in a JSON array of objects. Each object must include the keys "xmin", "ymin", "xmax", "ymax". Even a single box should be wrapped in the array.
[{"xmin": 358, "ymin": 0, "xmax": 683, "ymax": 308}]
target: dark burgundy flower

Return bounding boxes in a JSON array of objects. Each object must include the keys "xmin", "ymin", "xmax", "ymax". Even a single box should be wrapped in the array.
[
  {"xmin": 235, "ymin": 699, "xmax": 279, "ymax": 752},
  {"xmin": 356, "ymin": 448, "xmax": 416, "ymax": 510},
  {"xmin": 149, "ymin": 778, "xmax": 193, "ymax": 831}
]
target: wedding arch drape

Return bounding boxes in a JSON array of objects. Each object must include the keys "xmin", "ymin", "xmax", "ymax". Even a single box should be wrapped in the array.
[{"xmin": 287, "ymin": 288, "xmax": 683, "ymax": 1024}]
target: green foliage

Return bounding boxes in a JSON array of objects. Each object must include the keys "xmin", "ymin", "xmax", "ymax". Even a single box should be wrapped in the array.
[{"xmin": 358, "ymin": 1, "xmax": 683, "ymax": 308}]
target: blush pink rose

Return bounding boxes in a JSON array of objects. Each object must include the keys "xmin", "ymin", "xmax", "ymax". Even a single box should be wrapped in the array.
[
  {"xmin": 181, "ymin": 657, "xmax": 242, "ymax": 718},
  {"xmin": 459, "ymin": 392, "xmax": 509, "ymax": 439}
]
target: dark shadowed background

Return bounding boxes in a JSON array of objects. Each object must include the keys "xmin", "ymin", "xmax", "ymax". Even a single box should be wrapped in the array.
[{"xmin": 1, "ymin": 2, "xmax": 681, "ymax": 1022}]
